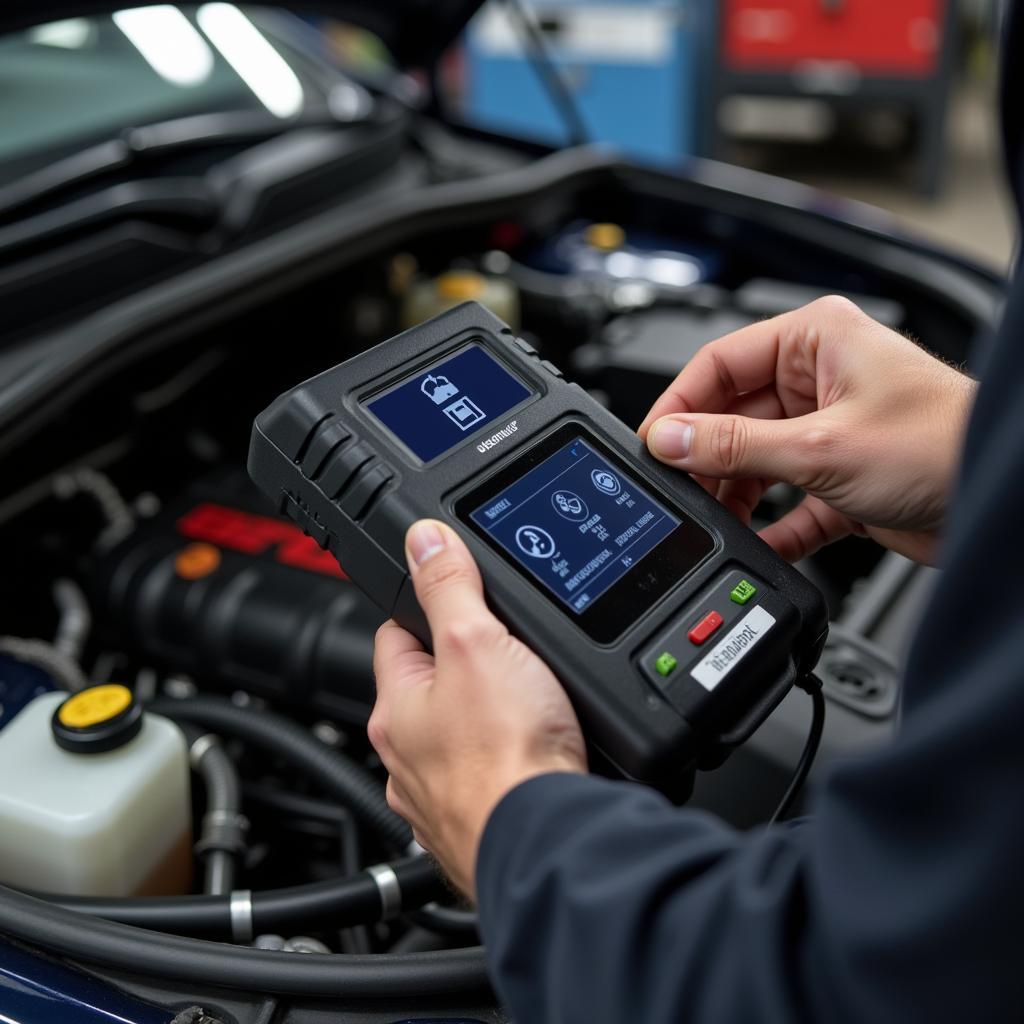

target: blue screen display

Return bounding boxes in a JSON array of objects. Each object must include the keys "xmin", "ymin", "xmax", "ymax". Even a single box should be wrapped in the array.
[
  {"xmin": 366, "ymin": 344, "xmax": 533, "ymax": 462},
  {"xmin": 470, "ymin": 437, "xmax": 680, "ymax": 614}
]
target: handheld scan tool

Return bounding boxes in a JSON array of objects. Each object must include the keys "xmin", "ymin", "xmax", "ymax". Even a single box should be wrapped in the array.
[{"xmin": 249, "ymin": 303, "xmax": 828, "ymax": 789}]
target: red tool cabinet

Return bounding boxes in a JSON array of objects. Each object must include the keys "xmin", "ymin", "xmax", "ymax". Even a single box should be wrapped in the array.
[
  {"xmin": 713, "ymin": 0, "xmax": 954, "ymax": 194},
  {"xmin": 723, "ymin": 0, "xmax": 943, "ymax": 76}
]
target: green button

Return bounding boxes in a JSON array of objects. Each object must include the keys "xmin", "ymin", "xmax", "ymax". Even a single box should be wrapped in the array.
[
  {"xmin": 654, "ymin": 652, "xmax": 678, "ymax": 677},
  {"xmin": 730, "ymin": 579, "xmax": 757, "ymax": 605}
]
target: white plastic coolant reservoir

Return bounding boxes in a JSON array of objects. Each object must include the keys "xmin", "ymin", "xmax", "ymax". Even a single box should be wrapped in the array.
[{"xmin": 0, "ymin": 686, "xmax": 192, "ymax": 896}]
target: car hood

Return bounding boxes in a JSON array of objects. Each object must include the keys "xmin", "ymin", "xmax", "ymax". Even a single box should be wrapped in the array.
[{"xmin": 0, "ymin": 0, "xmax": 487, "ymax": 66}]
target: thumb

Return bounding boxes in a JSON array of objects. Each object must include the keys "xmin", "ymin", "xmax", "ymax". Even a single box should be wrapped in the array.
[
  {"xmin": 404, "ymin": 519, "xmax": 504, "ymax": 650},
  {"xmin": 647, "ymin": 412, "xmax": 825, "ymax": 489}
]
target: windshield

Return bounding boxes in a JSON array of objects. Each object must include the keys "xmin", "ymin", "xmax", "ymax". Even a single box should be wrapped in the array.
[{"xmin": 0, "ymin": 5, "xmax": 329, "ymax": 182}]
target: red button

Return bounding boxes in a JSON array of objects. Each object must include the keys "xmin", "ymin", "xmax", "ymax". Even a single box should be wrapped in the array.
[{"xmin": 688, "ymin": 610, "xmax": 724, "ymax": 645}]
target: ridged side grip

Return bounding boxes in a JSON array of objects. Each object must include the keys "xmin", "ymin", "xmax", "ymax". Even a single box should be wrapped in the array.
[
  {"xmin": 319, "ymin": 442, "xmax": 374, "ymax": 499},
  {"xmin": 339, "ymin": 464, "xmax": 394, "ymax": 521},
  {"xmin": 258, "ymin": 389, "xmax": 332, "ymax": 464},
  {"xmin": 301, "ymin": 419, "xmax": 352, "ymax": 479}
]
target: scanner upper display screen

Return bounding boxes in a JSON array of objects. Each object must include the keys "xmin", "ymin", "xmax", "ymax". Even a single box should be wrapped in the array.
[
  {"xmin": 470, "ymin": 436, "xmax": 681, "ymax": 614},
  {"xmin": 365, "ymin": 344, "xmax": 533, "ymax": 462}
]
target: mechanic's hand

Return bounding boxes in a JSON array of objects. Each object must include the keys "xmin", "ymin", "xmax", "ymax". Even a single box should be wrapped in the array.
[
  {"xmin": 638, "ymin": 296, "xmax": 976, "ymax": 564},
  {"xmin": 369, "ymin": 520, "xmax": 586, "ymax": 898}
]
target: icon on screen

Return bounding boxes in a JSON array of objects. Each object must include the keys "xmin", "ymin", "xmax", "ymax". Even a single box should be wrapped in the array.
[
  {"xmin": 551, "ymin": 490, "xmax": 589, "ymax": 522},
  {"xmin": 515, "ymin": 525, "xmax": 556, "ymax": 559},
  {"xmin": 442, "ymin": 396, "xmax": 486, "ymax": 431},
  {"xmin": 590, "ymin": 468, "xmax": 621, "ymax": 496},
  {"xmin": 420, "ymin": 374, "xmax": 459, "ymax": 406}
]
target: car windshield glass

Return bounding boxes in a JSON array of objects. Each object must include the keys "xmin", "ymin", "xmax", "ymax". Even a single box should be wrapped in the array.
[{"xmin": 0, "ymin": 6, "xmax": 320, "ymax": 178}]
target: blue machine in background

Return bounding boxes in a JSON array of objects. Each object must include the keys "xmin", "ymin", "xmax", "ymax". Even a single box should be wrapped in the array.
[{"xmin": 464, "ymin": 0, "xmax": 711, "ymax": 163}]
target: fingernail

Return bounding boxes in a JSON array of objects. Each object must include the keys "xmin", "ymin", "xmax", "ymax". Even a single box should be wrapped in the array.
[
  {"xmin": 650, "ymin": 420, "xmax": 693, "ymax": 460},
  {"xmin": 407, "ymin": 520, "xmax": 446, "ymax": 566}
]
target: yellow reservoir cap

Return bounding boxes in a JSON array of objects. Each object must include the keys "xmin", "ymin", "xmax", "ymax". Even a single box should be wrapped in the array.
[
  {"xmin": 584, "ymin": 222, "xmax": 625, "ymax": 252},
  {"xmin": 58, "ymin": 684, "xmax": 134, "ymax": 729},
  {"xmin": 435, "ymin": 270, "xmax": 486, "ymax": 301}
]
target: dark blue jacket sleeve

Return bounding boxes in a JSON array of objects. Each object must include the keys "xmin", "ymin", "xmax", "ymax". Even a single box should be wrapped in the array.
[{"xmin": 475, "ymin": 208, "xmax": 1024, "ymax": 1024}]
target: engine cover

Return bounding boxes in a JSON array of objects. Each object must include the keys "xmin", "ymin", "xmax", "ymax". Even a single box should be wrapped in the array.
[{"xmin": 94, "ymin": 472, "xmax": 383, "ymax": 723}]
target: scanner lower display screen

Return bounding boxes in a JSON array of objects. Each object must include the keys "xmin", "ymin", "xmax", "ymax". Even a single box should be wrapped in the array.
[{"xmin": 469, "ymin": 436, "xmax": 682, "ymax": 614}]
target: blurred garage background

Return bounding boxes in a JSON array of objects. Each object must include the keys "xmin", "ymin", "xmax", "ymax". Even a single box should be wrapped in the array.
[{"xmin": 446, "ymin": 0, "xmax": 1014, "ymax": 269}]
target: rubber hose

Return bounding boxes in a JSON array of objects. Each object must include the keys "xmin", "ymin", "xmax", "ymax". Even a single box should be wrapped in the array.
[
  {"xmin": 0, "ymin": 636, "xmax": 89, "ymax": 691},
  {"xmin": 47, "ymin": 856, "xmax": 442, "ymax": 939},
  {"xmin": 53, "ymin": 579, "xmax": 91, "ymax": 663},
  {"xmin": 197, "ymin": 744, "xmax": 243, "ymax": 895},
  {"xmin": 389, "ymin": 926, "xmax": 450, "ymax": 954},
  {"xmin": 148, "ymin": 695, "xmax": 411, "ymax": 850},
  {"xmin": 241, "ymin": 782, "xmax": 373, "ymax": 953},
  {"xmin": 177, "ymin": 723, "xmax": 246, "ymax": 896},
  {"xmin": 242, "ymin": 783, "xmax": 348, "ymax": 824},
  {"xmin": 252, "ymin": 998, "xmax": 279, "ymax": 1024},
  {"xmin": 245, "ymin": 768, "xmax": 463, "ymax": 943},
  {"xmin": 0, "ymin": 883, "xmax": 490, "ymax": 997},
  {"xmin": 411, "ymin": 902, "xmax": 480, "ymax": 940}
]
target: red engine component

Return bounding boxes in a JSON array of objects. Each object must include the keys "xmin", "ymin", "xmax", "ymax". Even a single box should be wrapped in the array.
[
  {"xmin": 94, "ymin": 474, "xmax": 380, "ymax": 723},
  {"xmin": 177, "ymin": 501, "xmax": 346, "ymax": 579}
]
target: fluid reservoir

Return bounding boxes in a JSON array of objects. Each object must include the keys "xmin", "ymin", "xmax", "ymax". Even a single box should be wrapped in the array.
[
  {"xmin": 401, "ymin": 270, "xmax": 520, "ymax": 330},
  {"xmin": 0, "ymin": 685, "xmax": 191, "ymax": 896}
]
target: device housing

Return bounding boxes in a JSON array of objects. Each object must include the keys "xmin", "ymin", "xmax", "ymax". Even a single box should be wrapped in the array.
[{"xmin": 249, "ymin": 302, "xmax": 828, "ymax": 787}]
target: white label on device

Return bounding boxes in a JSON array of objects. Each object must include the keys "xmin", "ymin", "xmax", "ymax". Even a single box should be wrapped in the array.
[{"xmin": 691, "ymin": 606, "xmax": 777, "ymax": 691}]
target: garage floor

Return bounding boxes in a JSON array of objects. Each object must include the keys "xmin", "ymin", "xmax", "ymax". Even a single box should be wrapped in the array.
[{"xmin": 728, "ymin": 82, "xmax": 1016, "ymax": 274}]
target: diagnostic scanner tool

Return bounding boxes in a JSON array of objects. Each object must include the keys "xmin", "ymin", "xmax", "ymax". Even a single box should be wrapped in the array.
[{"xmin": 249, "ymin": 303, "xmax": 828, "ymax": 787}]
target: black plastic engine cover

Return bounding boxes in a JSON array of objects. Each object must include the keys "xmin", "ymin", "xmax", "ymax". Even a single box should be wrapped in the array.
[{"xmin": 93, "ymin": 471, "xmax": 383, "ymax": 723}]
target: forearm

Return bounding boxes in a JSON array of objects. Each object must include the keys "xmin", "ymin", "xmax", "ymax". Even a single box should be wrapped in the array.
[{"xmin": 476, "ymin": 773, "xmax": 819, "ymax": 1024}]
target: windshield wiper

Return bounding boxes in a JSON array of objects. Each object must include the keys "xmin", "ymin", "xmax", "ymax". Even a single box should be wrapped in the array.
[{"xmin": 0, "ymin": 179, "xmax": 218, "ymax": 255}]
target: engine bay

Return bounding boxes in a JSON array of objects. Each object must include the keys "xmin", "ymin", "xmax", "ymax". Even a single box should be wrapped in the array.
[{"xmin": 0, "ymin": 154, "xmax": 1002, "ymax": 1021}]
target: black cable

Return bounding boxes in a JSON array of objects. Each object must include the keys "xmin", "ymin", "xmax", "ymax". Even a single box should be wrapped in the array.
[
  {"xmin": 769, "ymin": 674, "xmax": 826, "ymax": 825},
  {"xmin": 0, "ymin": 882, "xmax": 490, "ymax": 997},
  {"xmin": 148, "ymin": 695, "xmax": 411, "ymax": 851},
  {"xmin": 44, "ymin": 856, "xmax": 443, "ymax": 938},
  {"xmin": 504, "ymin": 0, "xmax": 589, "ymax": 147}
]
